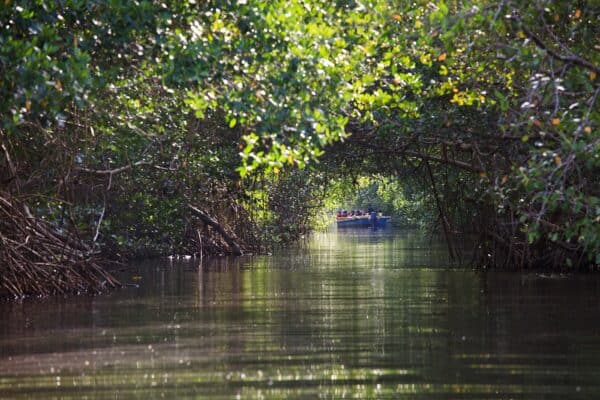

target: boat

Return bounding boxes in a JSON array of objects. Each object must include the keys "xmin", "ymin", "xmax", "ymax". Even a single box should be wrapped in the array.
[{"xmin": 336, "ymin": 215, "xmax": 391, "ymax": 228}]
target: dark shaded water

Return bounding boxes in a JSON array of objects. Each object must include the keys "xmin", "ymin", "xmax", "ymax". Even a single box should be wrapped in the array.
[{"xmin": 2, "ymin": 229, "xmax": 600, "ymax": 399}]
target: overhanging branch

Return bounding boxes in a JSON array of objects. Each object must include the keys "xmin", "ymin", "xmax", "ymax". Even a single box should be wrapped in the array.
[
  {"xmin": 75, "ymin": 160, "xmax": 151, "ymax": 175},
  {"xmin": 520, "ymin": 24, "xmax": 600, "ymax": 74}
]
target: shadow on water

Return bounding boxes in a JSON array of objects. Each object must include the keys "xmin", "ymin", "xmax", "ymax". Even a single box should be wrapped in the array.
[{"xmin": 1, "ymin": 229, "xmax": 600, "ymax": 399}]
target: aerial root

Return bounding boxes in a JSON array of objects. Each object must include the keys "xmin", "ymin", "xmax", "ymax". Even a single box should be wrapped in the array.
[{"xmin": 0, "ymin": 193, "xmax": 119, "ymax": 299}]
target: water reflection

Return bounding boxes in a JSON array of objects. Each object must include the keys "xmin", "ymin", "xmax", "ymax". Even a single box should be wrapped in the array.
[{"xmin": 1, "ymin": 229, "xmax": 600, "ymax": 399}]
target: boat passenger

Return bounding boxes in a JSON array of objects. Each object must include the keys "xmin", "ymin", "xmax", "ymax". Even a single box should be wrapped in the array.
[{"xmin": 369, "ymin": 210, "xmax": 378, "ymax": 229}]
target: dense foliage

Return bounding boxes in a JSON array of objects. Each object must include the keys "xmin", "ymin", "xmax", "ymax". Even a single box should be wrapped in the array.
[
  {"xmin": 1, "ymin": 0, "xmax": 598, "ymax": 297},
  {"xmin": 310, "ymin": 0, "xmax": 600, "ymax": 268}
]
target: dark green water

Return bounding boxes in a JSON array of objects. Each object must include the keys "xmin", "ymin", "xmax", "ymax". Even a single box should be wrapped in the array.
[{"xmin": 2, "ymin": 229, "xmax": 600, "ymax": 399}]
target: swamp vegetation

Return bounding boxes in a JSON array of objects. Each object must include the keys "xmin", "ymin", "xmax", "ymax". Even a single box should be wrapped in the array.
[{"xmin": 0, "ymin": 0, "xmax": 599, "ymax": 298}]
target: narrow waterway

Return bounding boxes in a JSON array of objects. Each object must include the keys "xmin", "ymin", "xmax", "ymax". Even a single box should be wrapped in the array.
[{"xmin": 1, "ymin": 229, "xmax": 600, "ymax": 399}]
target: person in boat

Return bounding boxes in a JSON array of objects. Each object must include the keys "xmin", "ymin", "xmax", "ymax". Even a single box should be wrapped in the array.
[
  {"xmin": 341, "ymin": 210, "xmax": 347, "ymax": 217},
  {"xmin": 337, "ymin": 210, "xmax": 342, "ymax": 218},
  {"xmin": 369, "ymin": 210, "xmax": 378, "ymax": 229}
]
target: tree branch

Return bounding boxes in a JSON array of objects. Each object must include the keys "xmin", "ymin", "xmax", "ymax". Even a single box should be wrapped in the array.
[
  {"xmin": 188, "ymin": 205, "xmax": 243, "ymax": 256},
  {"xmin": 520, "ymin": 24, "xmax": 600, "ymax": 74},
  {"xmin": 75, "ymin": 160, "xmax": 151, "ymax": 175}
]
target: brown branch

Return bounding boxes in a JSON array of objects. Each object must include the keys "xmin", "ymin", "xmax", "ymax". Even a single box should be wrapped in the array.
[
  {"xmin": 404, "ymin": 150, "xmax": 483, "ymax": 173},
  {"xmin": 188, "ymin": 205, "xmax": 243, "ymax": 256},
  {"xmin": 425, "ymin": 160, "xmax": 456, "ymax": 261},
  {"xmin": 344, "ymin": 136, "xmax": 485, "ymax": 173},
  {"xmin": 520, "ymin": 25, "xmax": 600, "ymax": 74},
  {"xmin": 75, "ymin": 160, "xmax": 151, "ymax": 175}
]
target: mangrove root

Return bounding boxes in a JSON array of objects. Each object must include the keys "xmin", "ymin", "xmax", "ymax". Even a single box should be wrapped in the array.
[{"xmin": 0, "ymin": 194, "xmax": 120, "ymax": 299}]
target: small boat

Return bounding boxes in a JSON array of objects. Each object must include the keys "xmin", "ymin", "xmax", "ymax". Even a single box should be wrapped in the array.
[{"xmin": 336, "ymin": 215, "xmax": 391, "ymax": 228}]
